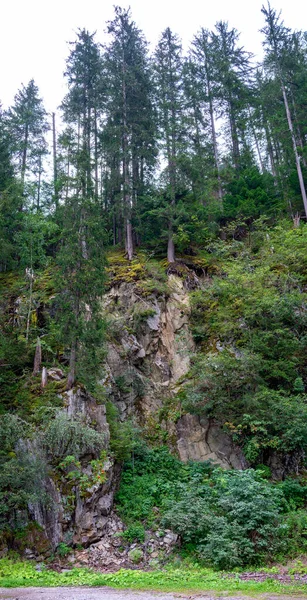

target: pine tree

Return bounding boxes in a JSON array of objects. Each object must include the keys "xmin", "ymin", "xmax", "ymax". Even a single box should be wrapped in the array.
[
  {"xmin": 261, "ymin": 3, "xmax": 307, "ymax": 217},
  {"xmin": 191, "ymin": 29, "xmax": 223, "ymax": 201},
  {"xmin": 61, "ymin": 29, "xmax": 104, "ymax": 201},
  {"xmin": 154, "ymin": 28, "xmax": 185, "ymax": 262},
  {"xmin": 6, "ymin": 80, "xmax": 49, "ymax": 200},
  {"xmin": 210, "ymin": 22, "xmax": 252, "ymax": 171},
  {"xmin": 104, "ymin": 7, "xmax": 156, "ymax": 257}
]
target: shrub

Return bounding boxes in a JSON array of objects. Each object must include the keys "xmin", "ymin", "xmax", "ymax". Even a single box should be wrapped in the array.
[
  {"xmin": 163, "ymin": 469, "xmax": 286, "ymax": 569},
  {"xmin": 0, "ymin": 415, "xmax": 46, "ymax": 535},
  {"xmin": 41, "ymin": 410, "xmax": 105, "ymax": 463},
  {"xmin": 56, "ymin": 542, "xmax": 71, "ymax": 557},
  {"xmin": 122, "ymin": 524, "xmax": 145, "ymax": 543},
  {"xmin": 106, "ymin": 402, "xmax": 140, "ymax": 461}
]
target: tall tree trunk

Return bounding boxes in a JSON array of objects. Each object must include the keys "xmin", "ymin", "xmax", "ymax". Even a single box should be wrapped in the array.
[
  {"xmin": 33, "ymin": 337, "xmax": 42, "ymax": 375},
  {"xmin": 281, "ymin": 82, "xmax": 307, "ymax": 217},
  {"xmin": 25, "ymin": 266, "xmax": 34, "ymax": 343},
  {"xmin": 86, "ymin": 104, "xmax": 92, "ymax": 197},
  {"xmin": 66, "ymin": 338, "xmax": 77, "ymax": 390},
  {"xmin": 94, "ymin": 106, "xmax": 99, "ymax": 199},
  {"xmin": 126, "ymin": 218, "xmax": 133, "ymax": 261},
  {"xmin": 207, "ymin": 77, "xmax": 222, "ymax": 200},
  {"xmin": 228, "ymin": 100, "xmax": 240, "ymax": 171},
  {"xmin": 167, "ymin": 230, "xmax": 175, "ymax": 263},
  {"xmin": 52, "ymin": 112, "xmax": 59, "ymax": 208},
  {"xmin": 37, "ymin": 157, "xmax": 41, "ymax": 210},
  {"xmin": 166, "ymin": 130, "xmax": 176, "ymax": 263},
  {"xmin": 122, "ymin": 50, "xmax": 133, "ymax": 260},
  {"xmin": 290, "ymin": 91, "xmax": 307, "ymax": 169},
  {"xmin": 248, "ymin": 107, "xmax": 264, "ymax": 172},
  {"xmin": 66, "ymin": 148, "xmax": 70, "ymax": 201},
  {"xmin": 76, "ymin": 116, "xmax": 81, "ymax": 198},
  {"xmin": 166, "ymin": 95, "xmax": 177, "ymax": 264},
  {"xmin": 264, "ymin": 120, "xmax": 277, "ymax": 178},
  {"xmin": 21, "ymin": 123, "xmax": 29, "ymax": 191}
]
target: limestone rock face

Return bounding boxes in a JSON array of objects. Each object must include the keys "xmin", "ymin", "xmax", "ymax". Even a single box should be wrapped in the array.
[
  {"xmin": 103, "ymin": 275, "xmax": 244, "ymax": 470},
  {"xmin": 103, "ymin": 275, "xmax": 195, "ymax": 419},
  {"xmin": 176, "ymin": 413, "xmax": 247, "ymax": 469}
]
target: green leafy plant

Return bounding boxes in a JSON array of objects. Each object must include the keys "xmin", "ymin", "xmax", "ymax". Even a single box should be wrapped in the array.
[{"xmin": 122, "ymin": 524, "xmax": 145, "ymax": 543}]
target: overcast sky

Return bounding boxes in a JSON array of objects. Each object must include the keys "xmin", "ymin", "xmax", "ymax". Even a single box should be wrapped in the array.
[{"xmin": 1, "ymin": 0, "xmax": 307, "ymax": 114}]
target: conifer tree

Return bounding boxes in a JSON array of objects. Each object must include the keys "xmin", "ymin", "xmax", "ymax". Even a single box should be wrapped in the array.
[
  {"xmin": 56, "ymin": 195, "xmax": 106, "ymax": 390},
  {"xmin": 104, "ymin": 7, "xmax": 156, "ymax": 257},
  {"xmin": 0, "ymin": 106, "xmax": 21, "ymax": 271},
  {"xmin": 191, "ymin": 29, "xmax": 223, "ymax": 200},
  {"xmin": 61, "ymin": 29, "xmax": 104, "ymax": 201},
  {"xmin": 210, "ymin": 22, "xmax": 252, "ymax": 171},
  {"xmin": 261, "ymin": 3, "xmax": 307, "ymax": 217},
  {"xmin": 6, "ymin": 80, "xmax": 49, "ymax": 199},
  {"xmin": 154, "ymin": 28, "xmax": 185, "ymax": 262}
]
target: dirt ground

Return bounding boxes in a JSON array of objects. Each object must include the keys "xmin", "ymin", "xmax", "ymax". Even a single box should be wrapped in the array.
[{"xmin": 1, "ymin": 588, "xmax": 307, "ymax": 600}]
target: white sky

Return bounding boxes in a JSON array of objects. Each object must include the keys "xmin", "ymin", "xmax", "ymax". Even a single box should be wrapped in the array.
[{"xmin": 1, "ymin": 0, "xmax": 307, "ymax": 114}]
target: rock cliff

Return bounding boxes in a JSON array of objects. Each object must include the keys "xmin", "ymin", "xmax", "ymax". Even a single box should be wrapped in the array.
[
  {"xmin": 103, "ymin": 274, "xmax": 245, "ymax": 469},
  {"xmin": 28, "ymin": 272, "xmax": 245, "ymax": 555}
]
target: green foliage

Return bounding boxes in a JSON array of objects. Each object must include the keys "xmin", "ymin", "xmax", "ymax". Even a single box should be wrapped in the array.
[
  {"xmin": 56, "ymin": 542, "xmax": 71, "ymax": 558},
  {"xmin": 116, "ymin": 445, "xmax": 189, "ymax": 527},
  {"xmin": 0, "ymin": 414, "xmax": 46, "ymax": 535},
  {"xmin": 122, "ymin": 524, "xmax": 145, "ymax": 543},
  {"xmin": 223, "ymin": 167, "xmax": 279, "ymax": 218},
  {"xmin": 15, "ymin": 213, "xmax": 59, "ymax": 270},
  {"xmin": 55, "ymin": 196, "xmax": 106, "ymax": 390},
  {"xmin": 106, "ymin": 402, "xmax": 140, "ymax": 461},
  {"xmin": 41, "ymin": 410, "xmax": 105, "ymax": 463},
  {"xmin": 0, "ymin": 410, "xmax": 108, "ymax": 537},
  {"xmin": 57, "ymin": 451, "xmax": 107, "ymax": 499},
  {"xmin": 1, "ymin": 558, "xmax": 307, "ymax": 594},
  {"xmin": 117, "ymin": 445, "xmax": 307, "ymax": 568},
  {"xmin": 185, "ymin": 222, "xmax": 307, "ymax": 465},
  {"xmin": 163, "ymin": 469, "xmax": 286, "ymax": 569},
  {"xmin": 278, "ymin": 479, "xmax": 307, "ymax": 510},
  {"xmin": 128, "ymin": 548, "xmax": 143, "ymax": 564}
]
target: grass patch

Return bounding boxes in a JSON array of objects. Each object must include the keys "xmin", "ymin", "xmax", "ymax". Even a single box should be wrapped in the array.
[{"xmin": 1, "ymin": 559, "xmax": 307, "ymax": 594}]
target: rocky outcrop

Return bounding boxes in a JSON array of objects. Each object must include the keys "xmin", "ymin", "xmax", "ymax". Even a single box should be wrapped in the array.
[
  {"xmin": 30, "ymin": 273, "xmax": 246, "ymax": 554},
  {"xmin": 103, "ymin": 275, "xmax": 244, "ymax": 470},
  {"xmin": 176, "ymin": 413, "xmax": 247, "ymax": 469},
  {"xmin": 30, "ymin": 387, "xmax": 116, "ymax": 550},
  {"xmin": 69, "ymin": 515, "xmax": 179, "ymax": 570},
  {"xmin": 103, "ymin": 275, "xmax": 195, "ymax": 420}
]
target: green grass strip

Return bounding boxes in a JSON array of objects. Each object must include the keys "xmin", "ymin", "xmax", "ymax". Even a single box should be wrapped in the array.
[{"xmin": 1, "ymin": 559, "xmax": 307, "ymax": 594}]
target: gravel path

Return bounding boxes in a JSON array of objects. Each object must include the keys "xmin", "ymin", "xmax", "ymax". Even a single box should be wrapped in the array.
[{"xmin": 1, "ymin": 589, "xmax": 307, "ymax": 600}]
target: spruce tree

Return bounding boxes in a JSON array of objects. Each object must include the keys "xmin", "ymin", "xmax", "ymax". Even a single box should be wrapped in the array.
[
  {"xmin": 6, "ymin": 80, "xmax": 49, "ymax": 200},
  {"xmin": 154, "ymin": 28, "xmax": 185, "ymax": 262},
  {"xmin": 191, "ymin": 29, "xmax": 223, "ymax": 201},
  {"xmin": 261, "ymin": 4, "xmax": 307, "ymax": 217},
  {"xmin": 210, "ymin": 22, "xmax": 252, "ymax": 171},
  {"xmin": 104, "ymin": 7, "xmax": 156, "ymax": 257},
  {"xmin": 61, "ymin": 29, "xmax": 104, "ymax": 201}
]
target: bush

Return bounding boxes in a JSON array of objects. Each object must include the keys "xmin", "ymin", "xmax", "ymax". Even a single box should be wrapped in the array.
[
  {"xmin": 0, "ymin": 414, "xmax": 46, "ymax": 535},
  {"xmin": 117, "ymin": 446, "xmax": 305, "ymax": 568},
  {"xmin": 163, "ymin": 469, "xmax": 286, "ymax": 569},
  {"xmin": 41, "ymin": 410, "xmax": 105, "ymax": 463},
  {"xmin": 106, "ymin": 402, "xmax": 140, "ymax": 461},
  {"xmin": 122, "ymin": 524, "xmax": 145, "ymax": 543},
  {"xmin": 56, "ymin": 542, "xmax": 71, "ymax": 557}
]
